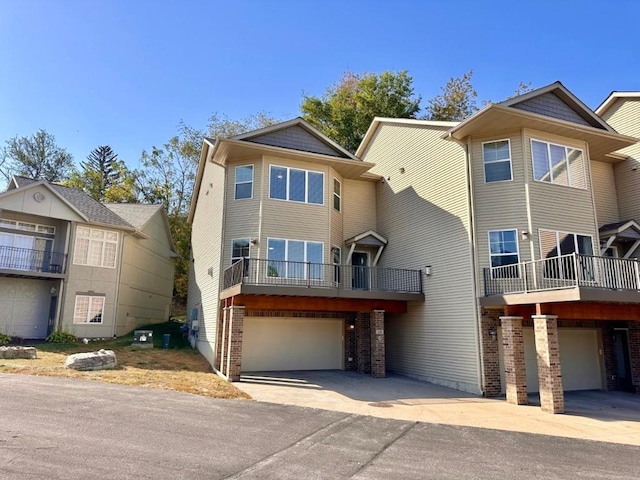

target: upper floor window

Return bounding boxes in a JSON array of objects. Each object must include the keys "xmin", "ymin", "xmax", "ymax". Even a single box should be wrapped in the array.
[
  {"xmin": 231, "ymin": 238, "xmax": 250, "ymax": 265},
  {"xmin": 333, "ymin": 178, "xmax": 341, "ymax": 212},
  {"xmin": 267, "ymin": 238, "xmax": 323, "ymax": 279},
  {"xmin": 488, "ymin": 229, "xmax": 520, "ymax": 278},
  {"xmin": 0, "ymin": 218, "xmax": 55, "ymax": 235},
  {"xmin": 269, "ymin": 165, "xmax": 324, "ymax": 205},
  {"xmin": 234, "ymin": 165, "xmax": 253, "ymax": 200},
  {"xmin": 483, "ymin": 140, "xmax": 512, "ymax": 182},
  {"xmin": 531, "ymin": 139, "xmax": 586, "ymax": 188},
  {"xmin": 73, "ymin": 295, "xmax": 105, "ymax": 324},
  {"xmin": 73, "ymin": 226, "xmax": 118, "ymax": 268}
]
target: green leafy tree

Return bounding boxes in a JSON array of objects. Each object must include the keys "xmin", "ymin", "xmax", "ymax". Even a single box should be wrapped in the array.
[
  {"xmin": 301, "ymin": 70, "xmax": 421, "ymax": 153},
  {"xmin": 66, "ymin": 146, "xmax": 138, "ymax": 202},
  {"xmin": 424, "ymin": 70, "xmax": 478, "ymax": 121},
  {"xmin": 0, "ymin": 129, "xmax": 74, "ymax": 183}
]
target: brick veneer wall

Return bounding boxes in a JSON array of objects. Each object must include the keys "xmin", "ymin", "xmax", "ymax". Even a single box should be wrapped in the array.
[
  {"xmin": 629, "ymin": 322, "xmax": 640, "ymax": 394},
  {"xmin": 227, "ymin": 306, "xmax": 244, "ymax": 382},
  {"xmin": 501, "ymin": 316, "xmax": 527, "ymax": 405},
  {"xmin": 481, "ymin": 308, "xmax": 503, "ymax": 397},
  {"xmin": 370, "ymin": 310, "xmax": 385, "ymax": 378},
  {"xmin": 356, "ymin": 312, "xmax": 371, "ymax": 374},
  {"xmin": 533, "ymin": 315, "xmax": 564, "ymax": 414}
]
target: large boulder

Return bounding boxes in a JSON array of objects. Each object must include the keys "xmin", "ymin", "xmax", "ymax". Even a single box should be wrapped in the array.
[
  {"xmin": 0, "ymin": 346, "xmax": 37, "ymax": 359},
  {"xmin": 64, "ymin": 349, "xmax": 117, "ymax": 371}
]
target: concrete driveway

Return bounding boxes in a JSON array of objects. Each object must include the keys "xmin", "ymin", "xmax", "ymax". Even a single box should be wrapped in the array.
[{"xmin": 237, "ymin": 370, "xmax": 640, "ymax": 445}]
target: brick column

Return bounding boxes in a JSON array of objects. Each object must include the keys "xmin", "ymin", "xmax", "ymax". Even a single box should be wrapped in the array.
[
  {"xmin": 370, "ymin": 310, "xmax": 385, "ymax": 378},
  {"xmin": 215, "ymin": 306, "xmax": 225, "ymax": 373},
  {"xmin": 481, "ymin": 309, "xmax": 502, "ymax": 397},
  {"xmin": 501, "ymin": 316, "xmax": 527, "ymax": 405},
  {"xmin": 344, "ymin": 315, "xmax": 357, "ymax": 372},
  {"xmin": 226, "ymin": 306, "xmax": 245, "ymax": 382},
  {"xmin": 601, "ymin": 327, "xmax": 618, "ymax": 391},
  {"xmin": 533, "ymin": 315, "xmax": 564, "ymax": 414},
  {"xmin": 629, "ymin": 322, "xmax": 640, "ymax": 394},
  {"xmin": 356, "ymin": 312, "xmax": 371, "ymax": 374}
]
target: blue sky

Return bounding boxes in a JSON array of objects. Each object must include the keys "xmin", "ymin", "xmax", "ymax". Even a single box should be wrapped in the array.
[{"xmin": 1, "ymin": 0, "xmax": 639, "ymax": 171}]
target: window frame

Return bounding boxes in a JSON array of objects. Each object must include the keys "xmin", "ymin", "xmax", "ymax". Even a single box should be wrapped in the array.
[
  {"xmin": 234, "ymin": 164, "xmax": 254, "ymax": 200},
  {"xmin": 73, "ymin": 226, "xmax": 119, "ymax": 269},
  {"xmin": 530, "ymin": 138, "xmax": 586, "ymax": 189},
  {"xmin": 488, "ymin": 229, "xmax": 520, "ymax": 279},
  {"xmin": 73, "ymin": 294, "xmax": 105, "ymax": 324},
  {"xmin": 266, "ymin": 237, "xmax": 324, "ymax": 279},
  {"xmin": 482, "ymin": 139, "xmax": 513, "ymax": 183},
  {"xmin": 230, "ymin": 238, "xmax": 250, "ymax": 265},
  {"xmin": 0, "ymin": 218, "xmax": 55, "ymax": 235},
  {"xmin": 538, "ymin": 229, "xmax": 594, "ymax": 259},
  {"xmin": 268, "ymin": 165, "xmax": 325, "ymax": 206},
  {"xmin": 333, "ymin": 178, "xmax": 341, "ymax": 212}
]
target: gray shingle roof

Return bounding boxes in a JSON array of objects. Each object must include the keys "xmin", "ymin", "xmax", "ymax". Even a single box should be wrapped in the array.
[
  {"xmin": 12, "ymin": 175, "xmax": 133, "ymax": 229},
  {"xmin": 103, "ymin": 203, "xmax": 162, "ymax": 229}
]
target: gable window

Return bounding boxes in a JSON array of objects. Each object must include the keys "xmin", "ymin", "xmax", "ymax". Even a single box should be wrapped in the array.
[
  {"xmin": 73, "ymin": 295, "xmax": 105, "ymax": 324},
  {"xmin": 231, "ymin": 238, "xmax": 250, "ymax": 265},
  {"xmin": 234, "ymin": 165, "xmax": 253, "ymax": 200},
  {"xmin": 488, "ymin": 229, "xmax": 520, "ymax": 278},
  {"xmin": 267, "ymin": 238, "xmax": 323, "ymax": 279},
  {"xmin": 483, "ymin": 140, "xmax": 512, "ymax": 182},
  {"xmin": 333, "ymin": 178, "xmax": 341, "ymax": 212},
  {"xmin": 531, "ymin": 139, "xmax": 586, "ymax": 188},
  {"xmin": 269, "ymin": 165, "xmax": 324, "ymax": 205},
  {"xmin": 73, "ymin": 226, "xmax": 118, "ymax": 268}
]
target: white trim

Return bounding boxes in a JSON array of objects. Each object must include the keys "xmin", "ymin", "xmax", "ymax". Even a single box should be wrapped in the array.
[
  {"xmin": 344, "ymin": 229, "xmax": 388, "ymax": 246},
  {"xmin": 72, "ymin": 226, "xmax": 119, "ymax": 269},
  {"xmin": 268, "ymin": 164, "xmax": 325, "ymax": 206},
  {"xmin": 624, "ymin": 241, "xmax": 640, "ymax": 260},
  {"xmin": 487, "ymin": 229, "xmax": 520, "ymax": 278},
  {"xmin": 482, "ymin": 138, "xmax": 513, "ymax": 183},
  {"xmin": 333, "ymin": 177, "xmax": 341, "ymax": 212},
  {"xmin": 266, "ymin": 237, "xmax": 324, "ymax": 279},
  {"xmin": 530, "ymin": 138, "xmax": 587, "ymax": 190},
  {"xmin": 234, "ymin": 164, "xmax": 254, "ymax": 200},
  {"xmin": 230, "ymin": 238, "xmax": 250, "ymax": 265},
  {"xmin": 595, "ymin": 92, "xmax": 640, "ymax": 116}
]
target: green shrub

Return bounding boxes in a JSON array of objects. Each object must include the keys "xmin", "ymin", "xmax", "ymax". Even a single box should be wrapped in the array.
[
  {"xmin": 0, "ymin": 333, "xmax": 10, "ymax": 346},
  {"xmin": 46, "ymin": 331, "xmax": 77, "ymax": 344}
]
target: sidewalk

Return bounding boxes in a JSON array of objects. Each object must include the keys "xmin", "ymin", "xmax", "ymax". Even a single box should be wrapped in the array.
[{"xmin": 237, "ymin": 371, "xmax": 640, "ymax": 446}]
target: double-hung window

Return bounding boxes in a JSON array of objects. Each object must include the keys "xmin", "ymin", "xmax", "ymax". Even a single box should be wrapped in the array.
[
  {"xmin": 73, "ymin": 295, "xmax": 105, "ymax": 324},
  {"xmin": 234, "ymin": 165, "xmax": 253, "ymax": 200},
  {"xmin": 531, "ymin": 139, "xmax": 586, "ymax": 188},
  {"xmin": 269, "ymin": 165, "xmax": 324, "ymax": 205},
  {"xmin": 483, "ymin": 140, "xmax": 512, "ymax": 182},
  {"xmin": 333, "ymin": 178, "xmax": 341, "ymax": 212},
  {"xmin": 267, "ymin": 238, "xmax": 323, "ymax": 279},
  {"xmin": 488, "ymin": 229, "xmax": 520, "ymax": 278},
  {"xmin": 73, "ymin": 227, "xmax": 118, "ymax": 268}
]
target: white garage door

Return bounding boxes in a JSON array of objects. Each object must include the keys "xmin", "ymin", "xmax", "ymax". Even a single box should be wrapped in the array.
[
  {"xmin": 499, "ymin": 327, "xmax": 603, "ymax": 393},
  {"xmin": 242, "ymin": 317, "xmax": 343, "ymax": 372}
]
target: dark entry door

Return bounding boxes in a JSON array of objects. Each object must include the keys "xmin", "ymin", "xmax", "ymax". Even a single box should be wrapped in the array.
[
  {"xmin": 352, "ymin": 252, "xmax": 369, "ymax": 290},
  {"xmin": 47, "ymin": 295, "xmax": 58, "ymax": 337},
  {"xmin": 613, "ymin": 329, "xmax": 633, "ymax": 391}
]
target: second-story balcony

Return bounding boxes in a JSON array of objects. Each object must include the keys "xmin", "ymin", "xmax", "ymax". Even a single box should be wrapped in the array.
[
  {"xmin": 221, "ymin": 258, "xmax": 424, "ymax": 302},
  {"xmin": 482, "ymin": 253, "xmax": 640, "ymax": 305},
  {"xmin": 0, "ymin": 245, "xmax": 67, "ymax": 277}
]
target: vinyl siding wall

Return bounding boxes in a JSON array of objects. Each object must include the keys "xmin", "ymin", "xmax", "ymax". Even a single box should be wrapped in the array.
[
  {"xmin": 362, "ymin": 123, "xmax": 479, "ymax": 393},
  {"xmin": 590, "ymin": 160, "xmax": 620, "ymax": 226},
  {"xmin": 187, "ymin": 161, "xmax": 227, "ymax": 365},
  {"xmin": 114, "ymin": 211, "xmax": 175, "ymax": 336},
  {"xmin": 342, "ymin": 179, "xmax": 377, "ymax": 240},
  {"xmin": 600, "ymin": 99, "xmax": 640, "ymax": 223}
]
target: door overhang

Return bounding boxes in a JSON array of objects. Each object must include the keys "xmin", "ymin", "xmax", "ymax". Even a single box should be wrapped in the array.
[{"xmin": 345, "ymin": 230, "xmax": 388, "ymax": 266}]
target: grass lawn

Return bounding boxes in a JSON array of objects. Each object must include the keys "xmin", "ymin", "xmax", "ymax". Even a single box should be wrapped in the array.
[{"xmin": 0, "ymin": 321, "xmax": 250, "ymax": 400}]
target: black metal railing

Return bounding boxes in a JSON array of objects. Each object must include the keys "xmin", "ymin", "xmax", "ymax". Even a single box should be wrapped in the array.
[
  {"xmin": 222, "ymin": 258, "xmax": 423, "ymax": 294},
  {"xmin": 0, "ymin": 245, "xmax": 67, "ymax": 274},
  {"xmin": 483, "ymin": 253, "xmax": 640, "ymax": 296}
]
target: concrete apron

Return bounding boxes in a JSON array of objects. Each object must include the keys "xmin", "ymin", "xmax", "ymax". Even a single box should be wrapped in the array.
[{"xmin": 236, "ymin": 371, "xmax": 640, "ymax": 446}]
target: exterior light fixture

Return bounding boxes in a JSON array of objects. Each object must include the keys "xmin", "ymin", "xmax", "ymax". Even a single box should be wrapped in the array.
[
  {"xmin": 520, "ymin": 230, "xmax": 530, "ymax": 241},
  {"xmin": 488, "ymin": 327, "xmax": 497, "ymax": 341},
  {"xmin": 425, "ymin": 265, "xmax": 432, "ymax": 276},
  {"xmin": 50, "ymin": 287, "xmax": 57, "ymax": 295}
]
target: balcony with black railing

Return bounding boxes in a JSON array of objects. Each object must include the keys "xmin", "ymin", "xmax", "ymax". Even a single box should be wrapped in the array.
[
  {"xmin": 0, "ymin": 245, "xmax": 67, "ymax": 276},
  {"xmin": 221, "ymin": 258, "xmax": 424, "ymax": 302},
  {"xmin": 482, "ymin": 253, "xmax": 640, "ymax": 305}
]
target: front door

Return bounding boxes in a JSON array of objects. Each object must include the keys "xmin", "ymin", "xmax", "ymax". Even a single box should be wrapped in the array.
[
  {"xmin": 47, "ymin": 295, "xmax": 58, "ymax": 337},
  {"xmin": 352, "ymin": 252, "xmax": 369, "ymax": 290},
  {"xmin": 613, "ymin": 329, "xmax": 634, "ymax": 391}
]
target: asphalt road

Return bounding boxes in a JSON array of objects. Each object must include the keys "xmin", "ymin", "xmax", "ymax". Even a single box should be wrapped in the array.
[{"xmin": 1, "ymin": 374, "xmax": 639, "ymax": 480}]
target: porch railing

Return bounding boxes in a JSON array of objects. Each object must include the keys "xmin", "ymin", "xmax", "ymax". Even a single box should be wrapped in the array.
[
  {"xmin": 222, "ymin": 258, "xmax": 423, "ymax": 294},
  {"xmin": 0, "ymin": 245, "xmax": 67, "ymax": 274},
  {"xmin": 483, "ymin": 253, "xmax": 640, "ymax": 296}
]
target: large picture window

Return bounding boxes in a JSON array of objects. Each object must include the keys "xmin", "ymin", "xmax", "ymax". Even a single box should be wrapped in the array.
[
  {"xmin": 234, "ymin": 165, "xmax": 253, "ymax": 200},
  {"xmin": 73, "ymin": 295, "xmax": 105, "ymax": 324},
  {"xmin": 483, "ymin": 140, "xmax": 512, "ymax": 182},
  {"xmin": 539, "ymin": 229, "xmax": 594, "ymax": 281},
  {"xmin": 488, "ymin": 229, "xmax": 520, "ymax": 278},
  {"xmin": 531, "ymin": 139, "xmax": 586, "ymax": 188},
  {"xmin": 73, "ymin": 227, "xmax": 118, "ymax": 268},
  {"xmin": 269, "ymin": 165, "xmax": 324, "ymax": 205},
  {"xmin": 267, "ymin": 238, "xmax": 323, "ymax": 279}
]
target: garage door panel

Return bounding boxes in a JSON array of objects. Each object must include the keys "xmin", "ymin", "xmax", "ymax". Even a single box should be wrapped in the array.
[
  {"xmin": 242, "ymin": 317, "xmax": 343, "ymax": 372},
  {"xmin": 0, "ymin": 278, "xmax": 52, "ymax": 339}
]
